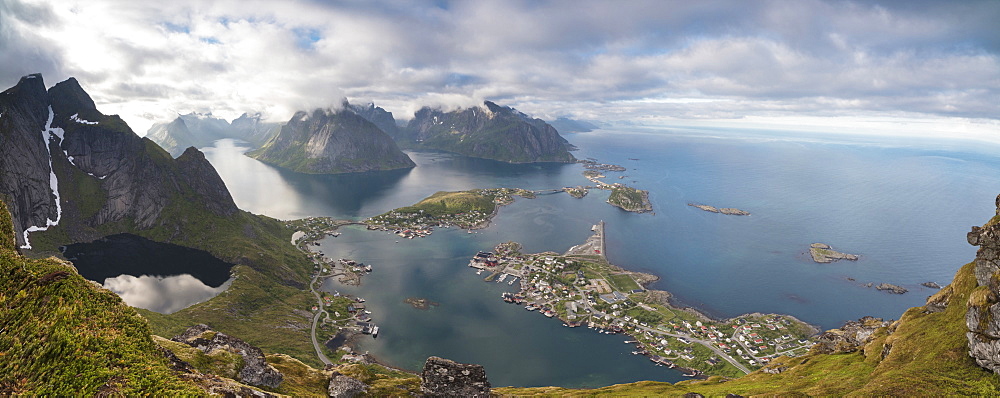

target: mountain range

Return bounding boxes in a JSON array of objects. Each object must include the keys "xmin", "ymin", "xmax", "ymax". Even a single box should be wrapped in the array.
[
  {"xmin": 2, "ymin": 73, "xmax": 999, "ymax": 395},
  {"xmin": 401, "ymin": 101, "xmax": 577, "ymax": 163},
  {"xmin": 147, "ymin": 112, "xmax": 281, "ymax": 157}
]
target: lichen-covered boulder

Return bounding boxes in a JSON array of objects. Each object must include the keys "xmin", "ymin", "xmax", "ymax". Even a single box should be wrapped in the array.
[{"xmin": 420, "ymin": 356, "xmax": 490, "ymax": 397}]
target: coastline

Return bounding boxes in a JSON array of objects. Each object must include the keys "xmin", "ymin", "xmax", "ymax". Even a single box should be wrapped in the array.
[{"xmin": 473, "ymin": 222, "xmax": 821, "ymax": 378}]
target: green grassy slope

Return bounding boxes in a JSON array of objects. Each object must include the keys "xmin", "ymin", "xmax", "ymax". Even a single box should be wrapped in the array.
[
  {"xmin": 497, "ymin": 261, "xmax": 1000, "ymax": 396},
  {"xmin": 0, "ymin": 200, "xmax": 204, "ymax": 396}
]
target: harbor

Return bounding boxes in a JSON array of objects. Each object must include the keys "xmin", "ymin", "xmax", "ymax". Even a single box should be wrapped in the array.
[{"xmin": 466, "ymin": 221, "xmax": 818, "ymax": 377}]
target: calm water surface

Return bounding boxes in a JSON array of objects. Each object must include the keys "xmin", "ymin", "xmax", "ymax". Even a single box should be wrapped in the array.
[{"xmin": 202, "ymin": 129, "xmax": 1000, "ymax": 387}]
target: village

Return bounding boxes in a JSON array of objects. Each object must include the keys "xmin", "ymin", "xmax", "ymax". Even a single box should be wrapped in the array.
[
  {"xmin": 467, "ymin": 222, "xmax": 819, "ymax": 377},
  {"xmin": 363, "ymin": 188, "xmax": 536, "ymax": 235}
]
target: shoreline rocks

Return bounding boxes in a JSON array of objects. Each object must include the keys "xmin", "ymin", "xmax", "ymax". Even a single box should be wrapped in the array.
[
  {"xmin": 404, "ymin": 297, "xmax": 440, "ymax": 310},
  {"xmin": 809, "ymin": 243, "xmax": 859, "ymax": 263}
]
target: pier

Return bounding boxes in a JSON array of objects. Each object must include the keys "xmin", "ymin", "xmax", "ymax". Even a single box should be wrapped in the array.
[{"xmin": 565, "ymin": 220, "xmax": 606, "ymax": 259}]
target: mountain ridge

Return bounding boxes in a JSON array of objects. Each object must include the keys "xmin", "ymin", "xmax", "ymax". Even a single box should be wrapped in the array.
[
  {"xmin": 248, "ymin": 106, "xmax": 415, "ymax": 174},
  {"xmin": 402, "ymin": 101, "xmax": 577, "ymax": 163}
]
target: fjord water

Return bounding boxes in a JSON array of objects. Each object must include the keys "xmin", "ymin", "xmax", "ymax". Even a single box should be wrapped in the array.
[{"xmin": 203, "ymin": 130, "xmax": 1000, "ymax": 387}]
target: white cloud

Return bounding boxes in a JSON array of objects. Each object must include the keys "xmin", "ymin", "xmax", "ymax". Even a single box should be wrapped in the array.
[{"xmin": 2, "ymin": 0, "xmax": 997, "ymax": 136}]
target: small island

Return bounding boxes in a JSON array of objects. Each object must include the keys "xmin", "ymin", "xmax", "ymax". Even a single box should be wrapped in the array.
[
  {"xmin": 688, "ymin": 203, "xmax": 750, "ymax": 216},
  {"xmin": 404, "ymin": 297, "xmax": 440, "ymax": 310},
  {"xmin": 608, "ymin": 186, "xmax": 653, "ymax": 213},
  {"xmin": 809, "ymin": 243, "xmax": 859, "ymax": 263},
  {"xmin": 875, "ymin": 283, "xmax": 908, "ymax": 294},
  {"xmin": 365, "ymin": 188, "xmax": 535, "ymax": 234}
]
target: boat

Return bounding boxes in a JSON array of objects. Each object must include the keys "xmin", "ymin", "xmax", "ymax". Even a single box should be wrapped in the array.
[
  {"xmin": 372, "ymin": 325, "xmax": 379, "ymax": 338},
  {"xmin": 508, "ymin": 277, "xmax": 517, "ymax": 285}
]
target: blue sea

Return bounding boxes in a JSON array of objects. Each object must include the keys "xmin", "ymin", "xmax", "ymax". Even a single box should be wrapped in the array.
[{"xmin": 202, "ymin": 126, "xmax": 1000, "ymax": 387}]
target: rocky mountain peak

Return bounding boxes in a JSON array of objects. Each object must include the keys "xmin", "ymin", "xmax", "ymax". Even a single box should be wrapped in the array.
[
  {"xmin": 48, "ymin": 77, "xmax": 97, "ymax": 118},
  {"xmin": 483, "ymin": 100, "xmax": 504, "ymax": 114},
  {"xmin": 248, "ymin": 105, "xmax": 414, "ymax": 174}
]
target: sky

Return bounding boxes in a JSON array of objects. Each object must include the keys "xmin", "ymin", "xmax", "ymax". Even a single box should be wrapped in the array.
[{"xmin": 1, "ymin": 0, "xmax": 998, "ymax": 138}]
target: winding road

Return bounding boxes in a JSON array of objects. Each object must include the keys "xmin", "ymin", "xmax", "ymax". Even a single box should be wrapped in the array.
[{"xmin": 309, "ymin": 272, "xmax": 333, "ymax": 366}]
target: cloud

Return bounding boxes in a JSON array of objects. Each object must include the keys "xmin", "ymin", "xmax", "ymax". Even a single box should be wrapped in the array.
[
  {"xmin": 3, "ymin": 0, "xmax": 998, "ymax": 135},
  {"xmin": 103, "ymin": 274, "xmax": 232, "ymax": 314}
]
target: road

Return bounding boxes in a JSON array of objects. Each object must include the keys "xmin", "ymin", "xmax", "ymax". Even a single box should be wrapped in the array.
[{"xmin": 308, "ymin": 272, "xmax": 333, "ymax": 366}]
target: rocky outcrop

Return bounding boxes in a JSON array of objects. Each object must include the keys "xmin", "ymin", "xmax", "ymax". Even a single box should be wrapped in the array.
[
  {"xmin": 249, "ymin": 108, "xmax": 415, "ymax": 174},
  {"xmin": 809, "ymin": 243, "xmax": 859, "ymax": 263},
  {"xmin": 172, "ymin": 324, "xmax": 284, "ymax": 388},
  {"xmin": 965, "ymin": 194, "xmax": 1000, "ymax": 375},
  {"xmin": 0, "ymin": 74, "xmax": 240, "ymax": 249},
  {"xmin": 875, "ymin": 283, "xmax": 908, "ymax": 294},
  {"xmin": 158, "ymin": 343, "xmax": 277, "ymax": 397},
  {"xmin": 813, "ymin": 316, "xmax": 890, "ymax": 355},
  {"xmin": 420, "ymin": 356, "xmax": 491, "ymax": 397},
  {"xmin": 404, "ymin": 101, "xmax": 576, "ymax": 163},
  {"xmin": 327, "ymin": 373, "xmax": 368, "ymax": 398}
]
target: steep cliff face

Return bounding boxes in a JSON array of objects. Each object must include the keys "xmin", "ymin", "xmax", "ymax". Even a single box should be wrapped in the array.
[
  {"xmin": 0, "ymin": 74, "xmax": 59, "ymax": 249},
  {"xmin": 404, "ymin": 101, "xmax": 576, "ymax": 163},
  {"xmin": 966, "ymin": 195, "xmax": 1000, "ymax": 374},
  {"xmin": 0, "ymin": 74, "xmax": 237, "ymax": 249},
  {"xmin": 248, "ymin": 108, "xmax": 415, "ymax": 174}
]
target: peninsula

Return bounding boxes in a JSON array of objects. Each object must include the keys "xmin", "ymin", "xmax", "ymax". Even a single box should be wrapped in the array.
[
  {"xmin": 809, "ymin": 243, "xmax": 859, "ymax": 263},
  {"xmin": 468, "ymin": 222, "xmax": 818, "ymax": 378}
]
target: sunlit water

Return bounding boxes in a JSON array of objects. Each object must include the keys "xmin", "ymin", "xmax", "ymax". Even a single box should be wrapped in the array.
[{"xmin": 197, "ymin": 129, "xmax": 1000, "ymax": 387}]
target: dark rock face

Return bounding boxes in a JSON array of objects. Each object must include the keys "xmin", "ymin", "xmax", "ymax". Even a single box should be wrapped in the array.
[
  {"xmin": 966, "ymin": 194, "xmax": 1000, "ymax": 375},
  {"xmin": 404, "ymin": 101, "xmax": 576, "ymax": 163},
  {"xmin": 0, "ymin": 74, "xmax": 239, "ymax": 249},
  {"xmin": 327, "ymin": 373, "xmax": 368, "ymax": 398},
  {"xmin": 813, "ymin": 316, "xmax": 890, "ymax": 355},
  {"xmin": 0, "ymin": 74, "xmax": 58, "ymax": 247},
  {"xmin": 249, "ymin": 108, "xmax": 415, "ymax": 174},
  {"xmin": 345, "ymin": 101, "xmax": 401, "ymax": 141},
  {"xmin": 173, "ymin": 324, "xmax": 284, "ymax": 389},
  {"xmin": 419, "ymin": 356, "xmax": 490, "ymax": 397}
]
